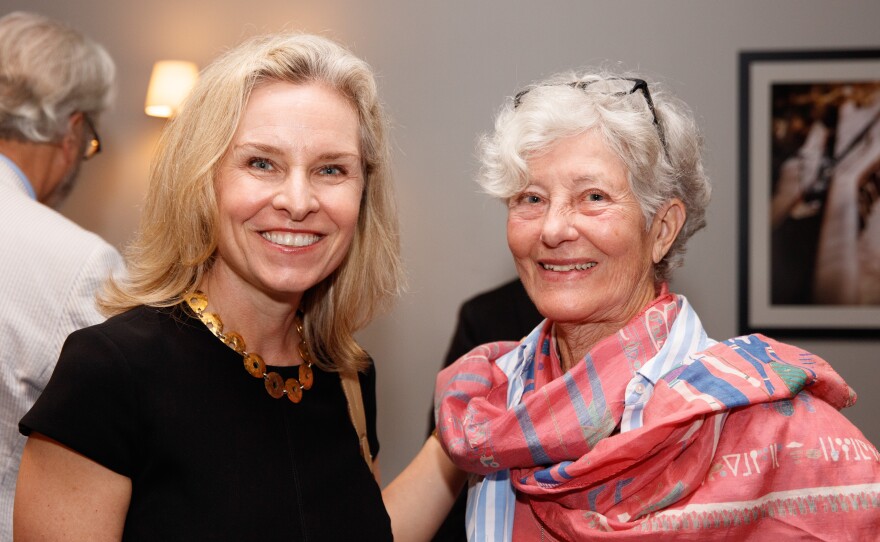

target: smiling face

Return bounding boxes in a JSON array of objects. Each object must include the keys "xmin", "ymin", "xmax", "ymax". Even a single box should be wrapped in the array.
[
  {"xmin": 507, "ymin": 130, "xmax": 672, "ymax": 330},
  {"xmin": 208, "ymin": 80, "xmax": 364, "ymax": 304}
]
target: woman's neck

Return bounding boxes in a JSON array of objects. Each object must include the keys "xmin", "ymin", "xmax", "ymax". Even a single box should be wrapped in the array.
[
  {"xmin": 554, "ymin": 322, "xmax": 617, "ymax": 371},
  {"xmin": 197, "ymin": 269, "xmax": 304, "ymax": 367},
  {"xmin": 553, "ymin": 284, "xmax": 661, "ymax": 371}
]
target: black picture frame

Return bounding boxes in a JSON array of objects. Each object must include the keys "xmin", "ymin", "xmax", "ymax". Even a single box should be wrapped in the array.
[{"xmin": 738, "ymin": 49, "xmax": 880, "ymax": 338}]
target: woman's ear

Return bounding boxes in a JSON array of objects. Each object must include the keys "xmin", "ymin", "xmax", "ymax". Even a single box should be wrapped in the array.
[{"xmin": 651, "ymin": 198, "xmax": 686, "ymax": 264}]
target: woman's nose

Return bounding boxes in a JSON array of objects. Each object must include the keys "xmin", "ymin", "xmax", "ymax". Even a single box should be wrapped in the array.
[
  {"xmin": 273, "ymin": 170, "xmax": 320, "ymax": 220},
  {"xmin": 539, "ymin": 204, "xmax": 578, "ymax": 247}
]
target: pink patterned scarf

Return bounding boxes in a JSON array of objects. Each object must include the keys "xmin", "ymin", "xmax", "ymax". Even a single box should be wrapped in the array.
[{"xmin": 434, "ymin": 293, "xmax": 880, "ymax": 540}]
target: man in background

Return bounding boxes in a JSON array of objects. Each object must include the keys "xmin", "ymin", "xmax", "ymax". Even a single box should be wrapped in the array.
[{"xmin": 0, "ymin": 11, "xmax": 123, "ymax": 538}]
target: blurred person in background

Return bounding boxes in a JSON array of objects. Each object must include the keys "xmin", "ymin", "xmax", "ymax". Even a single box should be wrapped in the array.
[{"xmin": 0, "ymin": 11, "xmax": 122, "ymax": 540}]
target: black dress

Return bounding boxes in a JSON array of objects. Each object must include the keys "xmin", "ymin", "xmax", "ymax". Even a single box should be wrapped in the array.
[{"xmin": 20, "ymin": 305, "xmax": 392, "ymax": 541}]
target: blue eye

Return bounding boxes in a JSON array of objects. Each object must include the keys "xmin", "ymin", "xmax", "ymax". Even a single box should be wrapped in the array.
[
  {"xmin": 319, "ymin": 165, "xmax": 343, "ymax": 175},
  {"xmin": 249, "ymin": 158, "xmax": 273, "ymax": 171},
  {"xmin": 524, "ymin": 194, "xmax": 542, "ymax": 204},
  {"xmin": 587, "ymin": 193, "xmax": 604, "ymax": 202}
]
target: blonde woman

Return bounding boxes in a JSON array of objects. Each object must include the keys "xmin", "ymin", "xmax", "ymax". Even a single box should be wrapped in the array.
[{"xmin": 16, "ymin": 31, "xmax": 401, "ymax": 540}]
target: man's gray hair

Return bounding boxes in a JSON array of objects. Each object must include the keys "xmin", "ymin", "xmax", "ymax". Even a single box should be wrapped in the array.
[{"xmin": 0, "ymin": 11, "xmax": 115, "ymax": 143}]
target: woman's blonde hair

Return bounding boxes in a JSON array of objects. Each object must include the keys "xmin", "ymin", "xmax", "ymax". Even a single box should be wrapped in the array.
[{"xmin": 101, "ymin": 32, "xmax": 402, "ymax": 372}]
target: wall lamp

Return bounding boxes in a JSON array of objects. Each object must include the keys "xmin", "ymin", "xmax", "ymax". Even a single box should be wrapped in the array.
[{"xmin": 144, "ymin": 60, "xmax": 199, "ymax": 118}]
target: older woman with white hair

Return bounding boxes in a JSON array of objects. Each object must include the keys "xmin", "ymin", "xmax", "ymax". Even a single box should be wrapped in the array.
[{"xmin": 384, "ymin": 70, "xmax": 880, "ymax": 540}]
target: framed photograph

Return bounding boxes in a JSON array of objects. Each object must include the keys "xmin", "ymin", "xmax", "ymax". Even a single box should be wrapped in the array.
[{"xmin": 738, "ymin": 49, "xmax": 880, "ymax": 338}]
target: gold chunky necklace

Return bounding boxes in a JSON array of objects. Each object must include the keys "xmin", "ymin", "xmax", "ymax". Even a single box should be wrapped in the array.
[{"xmin": 183, "ymin": 290, "xmax": 314, "ymax": 403}]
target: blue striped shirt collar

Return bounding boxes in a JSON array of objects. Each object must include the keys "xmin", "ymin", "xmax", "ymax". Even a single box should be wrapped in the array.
[{"xmin": 0, "ymin": 153, "xmax": 36, "ymax": 200}]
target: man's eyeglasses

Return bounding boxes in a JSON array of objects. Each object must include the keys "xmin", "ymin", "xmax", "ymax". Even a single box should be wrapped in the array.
[
  {"xmin": 513, "ymin": 78, "xmax": 667, "ymax": 152},
  {"xmin": 82, "ymin": 114, "xmax": 101, "ymax": 160}
]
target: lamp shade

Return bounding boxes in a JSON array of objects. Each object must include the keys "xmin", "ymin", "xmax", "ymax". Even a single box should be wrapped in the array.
[{"xmin": 144, "ymin": 60, "xmax": 199, "ymax": 118}]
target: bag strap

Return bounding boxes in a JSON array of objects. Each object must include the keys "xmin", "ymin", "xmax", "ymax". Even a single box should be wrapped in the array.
[{"xmin": 340, "ymin": 370, "xmax": 373, "ymax": 473}]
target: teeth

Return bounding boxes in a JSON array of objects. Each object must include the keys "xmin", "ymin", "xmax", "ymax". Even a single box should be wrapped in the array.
[
  {"xmin": 541, "ymin": 262, "xmax": 596, "ymax": 272},
  {"xmin": 261, "ymin": 231, "xmax": 321, "ymax": 247}
]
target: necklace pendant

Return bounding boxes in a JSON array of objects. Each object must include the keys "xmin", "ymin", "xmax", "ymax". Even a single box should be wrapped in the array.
[
  {"xmin": 224, "ymin": 332, "xmax": 246, "ymax": 353},
  {"xmin": 285, "ymin": 378, "xmax": 304, "ymax": 403},
  {"xmin": 184, "ymin": 291, "xmax": 208, "ymax": 313},
  {"xmin": 202, "ymin": 312, "xmax": 223, "ymax": 335},
  {"xmin": 299, "ymin": 363, "xmax": 314, "ymax": 390},
  {"xmin": 244, "ymin": 353, "xmax": 266, "ymax": 378},
  {"xmin": 264, "ymin": 372, "xmax": 285, "ymax": 399}
]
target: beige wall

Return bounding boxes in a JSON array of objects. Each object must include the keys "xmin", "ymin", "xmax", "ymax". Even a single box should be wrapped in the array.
[{"xmin": 10, "ymin": 0, "xmax": 879, "ymax": 481}]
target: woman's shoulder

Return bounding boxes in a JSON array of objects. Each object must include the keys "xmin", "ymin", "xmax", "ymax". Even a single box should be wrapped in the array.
[
  {"xmin": 65, "ymin": 304, "xmax": 202, "ymax": 363},
  {"xmin": 76, "ymin": 304, "xmax": 194, "ymax": 340},
  {"xmin": 699, "ymin": 334, "xmax": 856, "ymax": 410}
]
